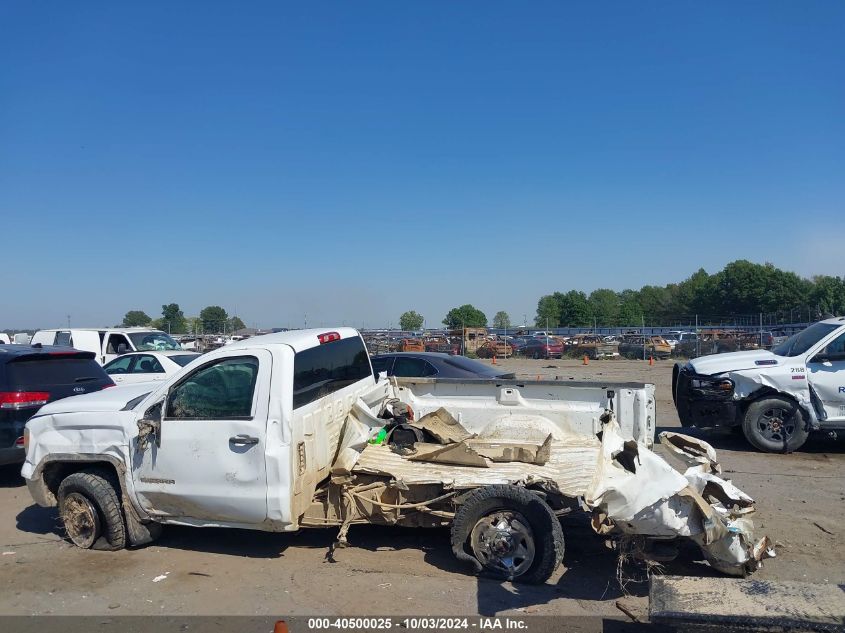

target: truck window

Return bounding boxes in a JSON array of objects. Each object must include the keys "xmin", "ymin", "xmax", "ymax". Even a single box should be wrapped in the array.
[
  {"xmin": 107, "ymin": 334, "xmax": 131, "ymax": 354},
  {"xmin": 55, "ymin": 331, "xmax": 72, "ymax": 346},
  {"xmin": 818, "ymin": 332, "xmax": 845, "ymax": 360},
  {"xmin": 166, "ymin": 356, "xmax": 259, "ymax": 419},
  {"xmin": 772, "ymin": 323, "xmax": 839, "ymax": 357},
  {"xmin": 293, "ymin": 337, "xmax": 373, "ymax": 409}
]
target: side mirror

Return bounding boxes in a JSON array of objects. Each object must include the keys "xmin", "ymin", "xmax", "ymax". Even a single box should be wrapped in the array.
[
  {"xmin": 137, "ymin": 401, "xmax": 163, "ymax": 449},
  {"xmin": 116, "ymin": 343, "xmax": 128, "ymax": 355}
]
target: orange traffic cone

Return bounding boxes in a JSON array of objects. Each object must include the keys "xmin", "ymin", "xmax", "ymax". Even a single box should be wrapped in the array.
[
  {"xmin": 492, "ymin": 355, "xmax": 497, "ymax": 365},
  {"xmin": 583, "ymin": 355, "xmax": 589, "ymax": 366},
  {"xmin": 649, "ymin": 356, "xmax": 654, "ymax": 366},
  {"xmin": 274, "ymin": 622, "xmax": 289, "ymax": 633}
]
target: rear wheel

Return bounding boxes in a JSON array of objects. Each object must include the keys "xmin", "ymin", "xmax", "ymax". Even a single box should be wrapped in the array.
[
  {"xmin": 58, "ymin": 469, "xmax": 127, "ymax": 550},
  {"xmin": 742, "ymin": 396, "xmax": 809, "ymax": 453},
  {"xmin": 451, "ymin": 485, "xmax": 564, "ymax": 584}
]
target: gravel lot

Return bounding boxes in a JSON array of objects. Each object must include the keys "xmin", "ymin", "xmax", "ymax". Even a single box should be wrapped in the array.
[{"xmin": 1, "ymin": 358, "xmax": 843, "ymax": 620}]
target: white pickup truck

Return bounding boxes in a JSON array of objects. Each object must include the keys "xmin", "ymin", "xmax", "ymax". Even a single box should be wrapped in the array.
[
  {"xmin": 23, "ymin": 328, "xmax": 771, "ymax": 582},
  {"xmin": 674, "ymin": 317, "xmax": 845, "ymax": 452}
]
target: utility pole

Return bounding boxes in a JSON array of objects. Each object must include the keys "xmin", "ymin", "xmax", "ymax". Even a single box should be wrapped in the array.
[
  {"xmin": 546, "ymin": 317, "xmax": 550, "ymax": 355},
  {"xmin": 67, "ymin": 314, "xmax": 71, "ymax": 328},
  {"xmin": 642, "ymin": 315, "xmax": 646, "ymax": 361}
]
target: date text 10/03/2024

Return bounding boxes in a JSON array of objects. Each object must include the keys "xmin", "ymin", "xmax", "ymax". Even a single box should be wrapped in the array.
[{"xmin": 302, "ymin": 617, "xmax": 528, "ymax": 630}]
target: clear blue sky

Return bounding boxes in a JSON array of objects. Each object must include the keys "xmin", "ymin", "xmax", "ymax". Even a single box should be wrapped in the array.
[{"xmin": 2, "ymin": 2, "xmax": 843, "ymax": 329}]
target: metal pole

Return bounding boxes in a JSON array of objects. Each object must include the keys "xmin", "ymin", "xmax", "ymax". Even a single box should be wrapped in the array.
[
  {"xmin": 695, "ymin": 314, "xmax": 700, "ymax": 358},
  {"xmin": 642, "ymin": 314, "xmax": 646, "ymax": 361},
  {"xmin": 546, "ymin": 317, "xmax": 549, "ymax": 357}
]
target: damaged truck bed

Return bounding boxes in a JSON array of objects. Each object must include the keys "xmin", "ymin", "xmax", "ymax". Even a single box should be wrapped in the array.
[
  {"xmin": 318, "ymin": 393, "xmax": 773, "ymax": 581},
  {"xmin": 22, "ymin": 328, "xmax": 773, "ymax": 586}
]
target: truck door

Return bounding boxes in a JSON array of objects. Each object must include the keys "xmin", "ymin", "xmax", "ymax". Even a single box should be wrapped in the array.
[
  {"xmin": 807, "ymin": 330, "xmax": 845, "ymax": 423},
  {"xmin": 104, "ymin": 333, "xmax": 131, "ymax": 365},
  {"xmin": 131, "ymin": 350, "xmax": 272, "ymax": 524},
  {"xmin": 71, "ymin": 331, "xmax": 105, "ymax": 363}
]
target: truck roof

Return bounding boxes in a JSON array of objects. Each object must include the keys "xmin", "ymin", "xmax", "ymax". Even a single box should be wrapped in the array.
[
  {"xmin": 223, "ymin": 327, "xmax": 362, "ymax": 354},
  {"xmin": 819, "ymin": 316, "xmax": 845, "ymax": 325},
  {"xmin": 34, "ymin": 327, "xmax": 165, "ymax": 333}
]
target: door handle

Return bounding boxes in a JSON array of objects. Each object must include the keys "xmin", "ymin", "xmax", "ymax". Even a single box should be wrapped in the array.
[{"xmin": 229, "ymin": 434, "xmax": 259, "ymax": 446}]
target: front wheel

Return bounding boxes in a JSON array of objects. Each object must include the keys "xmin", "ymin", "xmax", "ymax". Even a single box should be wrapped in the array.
[
  {"xmin": 58, "ymin": 469, "xmax": 127, "ymax": 550},
  {"xmin": 742, "ymin": 396, "xmax": 809, "ymax": 453},
  {"xmin": 451, "ymin": 485, "xmax": 564, "ymax": 584}
]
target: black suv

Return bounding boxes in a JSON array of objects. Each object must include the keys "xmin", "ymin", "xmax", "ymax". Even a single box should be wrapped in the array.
[{"xmin": 0, "ymin": 345, "xmax": 114, "ymax": 465}]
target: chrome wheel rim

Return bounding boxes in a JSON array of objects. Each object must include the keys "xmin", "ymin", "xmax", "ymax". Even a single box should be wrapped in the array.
[{"xmin": 470, "ymin": 511, "xmax": 535, "ymax": 578}]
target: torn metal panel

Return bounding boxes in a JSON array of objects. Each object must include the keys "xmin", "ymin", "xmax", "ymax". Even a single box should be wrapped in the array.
[
  {"xmin": 407, "ymin": 442, "xmax": 489, "ymax": 468},
  {"xmin": 658, "ymin": 432, "xmax": 721, "ymax": 474},
  {"xmin": 330, "ymin": 398, "xmax": 387, "ymax": 476},
  {"xmin": 353, "ymin": 436, "xmax": 600, "ymax": 496},
  {"xmin": 410, "ymin": 407, "xmax": 474, "ymax": 444},
  {"xmin": 585, "ymin": 413, "xmax": 773, "ymax": 575},
  {"xmin": 465, "ymin": 434, "xmax": 553, "ymax": 465}
]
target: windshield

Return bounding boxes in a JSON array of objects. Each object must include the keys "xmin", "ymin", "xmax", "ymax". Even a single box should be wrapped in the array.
[
  {"xmin": 128, "ymin": 331, "xmax": 182, "ymax": 351},
  {"xmin": 771, "ymin": 323, "xmax": 839, "ymax": 357}
]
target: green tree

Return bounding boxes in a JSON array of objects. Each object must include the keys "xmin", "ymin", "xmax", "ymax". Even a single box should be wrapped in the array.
[
  {"xmin": 228, "ymin": 316, "xmax": 246, "ymax": 332},
  {"xmin": 618, "ymin": 290, "xmax": 643, "ymax": 326},
  {"xmin": 200, "ymin": 305, "xmax": 229, "ymax": 333},
  {"xmin": 492, "ymin": 311, "xmax": 511, "ymax": 329},
  {"xmin": 810, "ymin": 276, "xmax": 845, "ymax": 317},
  {"xmin": 122, "ymin": 310, "xmax": 152, "ymax": 327},
  {"xmin": 399, "ymin": 310, "xmax": 425, "ymax": 331},
  {"xmin": 669, "ymin": 268, "xmax": 717, "ymax": 315},
  {"xmin": 558, "ymin": 290, "xmax": 592, "ymax": 326},
  {"xmin": 161, "ymin": 303, "xmax": 187, "ymax": 334},
  {"xmin": 588, "ymin": 289, "xmax": 620, "ymax": 326},
  {"xmin": 443, "ymin": 304, "xmax": 487, "ymax": 329},
  {"xmin": 637, "ymin": 285, "xmax": 671, "ymax": 321},
  {"xmin": 535, "ymin": 295, "xmax": 561, "ymax": 327}
]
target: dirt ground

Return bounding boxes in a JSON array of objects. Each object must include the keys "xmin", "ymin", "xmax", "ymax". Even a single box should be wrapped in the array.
[{"xmin": 1, "ymin": 358, "xmax": 843, "ymax": 620}]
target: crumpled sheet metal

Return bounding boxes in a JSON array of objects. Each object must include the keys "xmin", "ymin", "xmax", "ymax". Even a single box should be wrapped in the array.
[
  {"xmin": 354, "ymin": 436, "xmax": 600, "ymax": 496},
  {"xmin": 331, "ymin": 398, "xmax": 386, "ymax": 476},
  {"xmin": 659, "ymin": 431, "xmax": 721, "ymax": 474},
  {"xmin": 585, "ymin": 416, "xmax": 774, "ymax": 575}
]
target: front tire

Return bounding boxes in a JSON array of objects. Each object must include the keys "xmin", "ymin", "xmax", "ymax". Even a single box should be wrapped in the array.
[
  {"xmin": 58, "ymin": 469, "xmax": 127, "ymax": 550},
  {"xmin": 742, "ymin": 396, "xmax": 809, "ymax": 453},
  {"xmin": 451, "ymin": 485, "xmax": 564, "ymax": 584}
]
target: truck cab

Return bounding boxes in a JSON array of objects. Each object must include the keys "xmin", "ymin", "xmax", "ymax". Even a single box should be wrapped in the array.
[
  {"xmin": 673, "ymin": 317, "xmax": 845, "ymax": 452},
  {"xmin": 23, "ymin": 328, "xmax": 378, "ymax": 532}
]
